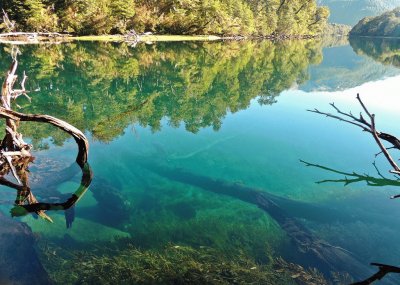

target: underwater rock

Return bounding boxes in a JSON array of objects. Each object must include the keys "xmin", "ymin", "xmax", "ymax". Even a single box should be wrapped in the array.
[{"xmin": 0, "ymin": 211, "xmax": 52, "ymax": 285}]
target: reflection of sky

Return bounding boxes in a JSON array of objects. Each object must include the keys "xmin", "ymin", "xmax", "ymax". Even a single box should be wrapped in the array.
[
  {"xmin": 230, "ymin": 74, "xmax": 400, "ymax": 196},
  {"xmin": 300, "ymin": 44, "xmax": 400, "ymax": 92},
  {"xmin": 295, "ymin": 74, "xmax": 400, "ymax": 132}
]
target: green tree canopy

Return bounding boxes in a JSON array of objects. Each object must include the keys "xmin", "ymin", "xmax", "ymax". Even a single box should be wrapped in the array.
[{"xmin": 1, "ymin": 0, "xmax": 329, "ymax": 36}]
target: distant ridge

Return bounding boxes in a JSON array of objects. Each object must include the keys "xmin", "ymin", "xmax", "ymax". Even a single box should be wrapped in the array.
[
  {"xmin": 350, "ymin": 7, "xmax": 400, "ymax": 37},
  {"xmin": 318, "ymin": 0, "xmax": 400, "ymax": 25}
]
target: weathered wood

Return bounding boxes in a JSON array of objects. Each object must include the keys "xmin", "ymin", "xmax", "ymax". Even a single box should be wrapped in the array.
[
  {"xmin": 0, "ymin": 107, "xmax": 89, "ymax": 167},
  {"xmin": 0, "ymin": 32, "xmax": 69, "ymax": 38},
  {"xmin": 0, "ymin": 51, "xmax": 92, "ymax": 216},
  {"xmin": 0, "ymin": 55, "xmax": 88, "ymax": 166}
]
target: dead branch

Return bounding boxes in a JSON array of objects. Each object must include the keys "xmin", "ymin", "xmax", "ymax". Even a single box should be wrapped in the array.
[
  {"xmin": 0, "ymin": 51, "xmax": 88, "ymax": 167},
  {"xmin": 0, "ymin": 48, "xmax": 92, "ymax": 224},
  {"xmin": 1, "ymin": 9, "xmax": 15, "ymax": 32},
  {"xmin": 306, "ymin": 95, "xmax": 400, "ymax": 284},
  {"xmin": 308, "ymin": 94, "xmax": 400, "ymax": 175},
  {"xmin": 351, "ymin": 263, "xmax": 400, "ymax": 285},
  {"xmin": 0, "ymin": 32, "xmax": 69, "ymax": 38},
  {"xmin": 300, "ymin": 160, "xmax": 400, "ymax": 188}
]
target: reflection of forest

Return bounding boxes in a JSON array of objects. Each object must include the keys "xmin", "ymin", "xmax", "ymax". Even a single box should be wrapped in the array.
[
  {"xmin": 350, "ymin": 37, "xmax": 400, "ymax": 68},
  {"xmin": 0, "ymin": 41, "xmax": 322, "ymax": 145}
]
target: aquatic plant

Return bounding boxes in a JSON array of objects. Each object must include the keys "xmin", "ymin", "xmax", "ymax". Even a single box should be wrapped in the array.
[{"xmin": 40, "ymin": 243, "xmax": 330, "ymax": 285}]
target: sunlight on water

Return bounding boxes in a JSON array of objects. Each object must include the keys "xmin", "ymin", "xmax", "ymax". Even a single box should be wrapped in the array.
[{"xmin": 0, "ymin": 38, "xmax": 399, "ymax": 284}]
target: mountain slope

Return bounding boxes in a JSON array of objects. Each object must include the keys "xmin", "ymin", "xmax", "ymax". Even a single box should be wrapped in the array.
[
  {"xmin": 350, "ymin": 7, "xmax": 400, "ymax": 37},
  {"xmin": 318, "ymin": 0, "xmax": 400, "ymax": 25}
]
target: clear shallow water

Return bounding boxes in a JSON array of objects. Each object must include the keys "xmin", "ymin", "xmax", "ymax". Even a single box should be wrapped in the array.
[{"xmin": 0, "ymin": 38, "xmax": 399, "ymax": 284}]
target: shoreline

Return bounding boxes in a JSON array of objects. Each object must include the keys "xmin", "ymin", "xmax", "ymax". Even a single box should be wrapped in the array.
[{"xmin": 0, "ymin": 32, "xmax": 322, "ymax": 44}]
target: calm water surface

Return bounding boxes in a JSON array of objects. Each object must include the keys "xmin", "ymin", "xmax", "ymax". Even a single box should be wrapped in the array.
[{"xmin": 0, "ymin": 38, "xmax": 399, "ymax": 284}]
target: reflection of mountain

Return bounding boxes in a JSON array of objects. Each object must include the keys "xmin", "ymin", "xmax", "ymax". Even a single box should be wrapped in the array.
[
  {"xmin": 300, "ymin": 43, "xmax": 400, "ymax": 92},
  {"xmin": 350, "ymin": 37, "xmax": 400, "ymax": 67},
  {"xmin": 318, "ymin": 0, "xmax": 400, "ymax": 25},
  {"xmin": 0, "ymin": 41, "xmax": 322, "ymax": 144}
]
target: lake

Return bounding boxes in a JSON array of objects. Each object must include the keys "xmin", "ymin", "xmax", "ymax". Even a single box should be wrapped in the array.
[{"xmin": 0, "ymin": 37, "xmax": 399, "ymax": 284}]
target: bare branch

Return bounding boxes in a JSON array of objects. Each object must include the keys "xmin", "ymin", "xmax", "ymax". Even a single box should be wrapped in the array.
[
  {"xmin": 308, "ymin": 95, "xmax": 400, "ymax": 175},
  {"xmin": 375, "ymin": 147, "xmax": 397, "ymax": 158},
  {"xmin": 307, "ymin": 108, "xmax": 369, "ymax": 131},
  {"xmin": 1, "ymin": 9, "xmax": 15, "ymax": 32},
  {"xmin": 351, "ymin": 263, "xmax": 400, "ymax": 285},
  {"xmin": 4, "ymin": 155, "xmax": 20, "ymax": 184}
]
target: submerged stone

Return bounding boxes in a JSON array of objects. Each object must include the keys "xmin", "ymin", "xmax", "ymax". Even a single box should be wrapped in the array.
[{"xmin": 0, "ymin": 211, "xmax": 51, "ymax": 285}]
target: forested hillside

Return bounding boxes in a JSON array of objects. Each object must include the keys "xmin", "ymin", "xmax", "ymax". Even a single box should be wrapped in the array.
[
  {"xmin": 350, "ymin": 7, "xmax": 400, "ymax": 37},
  {"xmin": 0, "ymin": 0, "xmax": 329, "ymax": 36},
  {"xmin": 318, "ymin": 0, "xmax": 400, "ymax": 25}
]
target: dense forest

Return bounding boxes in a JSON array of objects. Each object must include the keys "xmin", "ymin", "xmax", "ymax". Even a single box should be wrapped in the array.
[
  {"xmin": 0, "ymin": 0, "xmax": 329, "ymax": 36},
  {"xmin": 350, "ymin": 7, "xmax": 400, "ymax": 37}
]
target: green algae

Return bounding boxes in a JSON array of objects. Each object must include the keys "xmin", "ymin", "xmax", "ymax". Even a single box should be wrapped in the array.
[{"xmin": 39, "ymin": 243, "xmax": 330, "ymax": 285}]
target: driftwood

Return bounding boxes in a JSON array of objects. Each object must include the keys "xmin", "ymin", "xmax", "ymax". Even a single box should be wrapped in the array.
[
  {"xmin": 308, "ymin": 95, "xmax": 400, "ymax": 284},
  {"xmin": 0, "ymin": 48, "xmax": 92, "ymax": 221},
  {"xmin": 0, "ymin": 48, "xmax": 93, "ymax": 284},
  {"xmin": 0, "ymin": 32, "xmax": 68, "ymax": 38},
  {"xmin": 0, "ymin": 51, "xmax": 88, "ymax": 166},
  {"xmin": 1, "ymin": 9, "xmax": 15, "ymax": 32},
  {"xmin": 0, "ymin": 10, "xmax": 69, "ymax": 43}
]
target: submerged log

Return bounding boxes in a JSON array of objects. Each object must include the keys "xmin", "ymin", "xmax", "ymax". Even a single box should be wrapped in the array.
[{"xmin": 140, "ymin": 162, "xmax": 377, "ymax": 281}]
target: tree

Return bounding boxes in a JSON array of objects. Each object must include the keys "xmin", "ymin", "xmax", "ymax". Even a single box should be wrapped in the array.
[{"xmin": 110, "ymin": 0, "xmax": 135, "ymax": 33}]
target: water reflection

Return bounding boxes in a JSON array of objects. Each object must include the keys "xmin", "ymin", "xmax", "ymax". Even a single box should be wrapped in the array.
[
  {"xmin": 0, "ymin": 50, "xmax": 92, "ymax": 284},
  {"xmin": 304, "ymin": 95, "xmax": 400, "ymax": 284},
  {"xmin": 1, "ymin": 40, "xmax": 323, "ymax": 143},
  {"xmin": 350, "ymin": 37, "xmax": 400, "ymax": 68},
  {"xmin": 0, "ymin": 40, "xmax": 399, "ymax": 284},
  {"xmin": 0, "ymin": 51, "xmax": 92, "ymax": 223}
]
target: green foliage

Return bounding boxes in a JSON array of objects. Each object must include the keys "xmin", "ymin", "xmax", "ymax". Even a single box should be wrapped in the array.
[
  {"xmin": 1, "ymin": 0, "xmax": 328, "ymax": 36},
  {"xmin": 324, "ymin": 23, "xmax": 351, "ymax": 36},
  {"xmin": 350, "ymin": 7, "xmax": 400, "ymax": 37},
  {"xmin": 1, "ymin": 0, "xmax": 58, "ymax": 31},
  {"xmin": 0, "ymin": 40, "xmax": 323, "ymax": 145}
]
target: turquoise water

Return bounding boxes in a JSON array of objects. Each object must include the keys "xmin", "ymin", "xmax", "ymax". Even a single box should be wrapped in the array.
[{"xmin": 0, "ymin": 38, "xmax": 400, "ymax": 284}]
